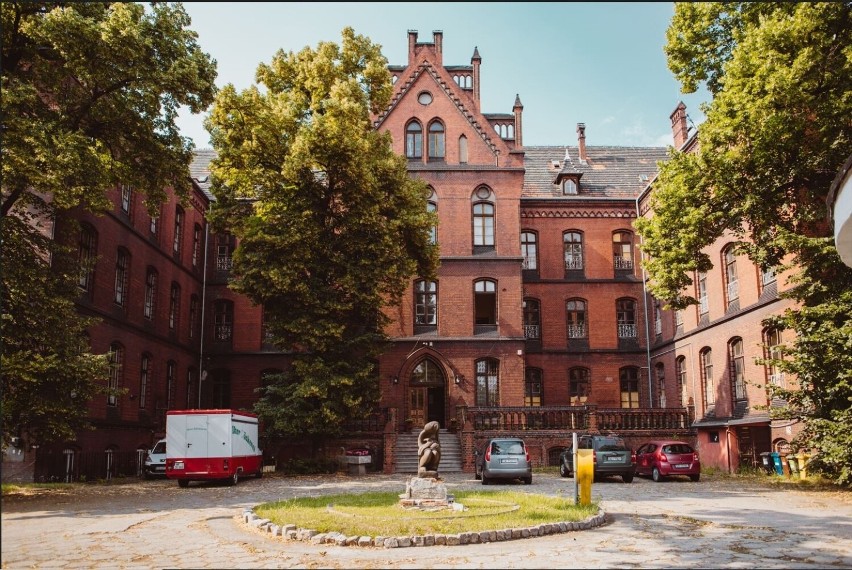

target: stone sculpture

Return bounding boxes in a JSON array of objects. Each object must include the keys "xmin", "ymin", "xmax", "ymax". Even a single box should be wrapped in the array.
[{"xmin": 417, "ymin": 420, "xmax": 441, "ymax": 476}]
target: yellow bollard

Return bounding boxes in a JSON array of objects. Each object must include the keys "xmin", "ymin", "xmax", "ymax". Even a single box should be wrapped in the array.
[
  {"xmin": 797, "ymin": 452, "xmax": 808, "ymax": 480},
  {"xmin": 576, "ymin": 449, "xmax": 594, "ymax": 505}
]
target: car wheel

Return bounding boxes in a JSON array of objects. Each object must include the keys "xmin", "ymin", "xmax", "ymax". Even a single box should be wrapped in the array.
[
  {"xmin": 178, "ymin": 479, "xmax": 189, "ymax": 488},
  {"xmin": 523, "ymin": 476, "xmax": 532, "ymax": 485},
  {"xmin": 559, "ymin": 463, "xmax": 569, "ymax": 478},
  {"xmin": 689, "ymin": 473, "xmax": 700, "ymax": 482},
  {"xmin": 652, "ymin": 467, "xmax": 664, "ymax": 482},
  {"xmin": 143, "ymin": 472, "xmax": 152, "ymax": 480},
  {"xmin": 474, "ymin": 466, "xmax": 481, "ymax": 480},
  {"xmin": 622, "ymin": 474, "xmax": 633, "ymax": 483},
  {"xmin": 481, "ymin": 474, "xmax": 489, "ymax": 485}
]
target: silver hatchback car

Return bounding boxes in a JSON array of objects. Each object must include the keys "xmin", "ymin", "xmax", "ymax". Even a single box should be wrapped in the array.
[{"xmin": 474, "ymin": 437, "xmax": 532, "ymax": 485}]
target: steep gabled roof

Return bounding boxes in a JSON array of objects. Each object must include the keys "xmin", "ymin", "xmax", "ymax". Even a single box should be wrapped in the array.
[
  {"xmin": 523, "ymin": 146, "xmax": 670, "ymax": 200},
  {"xmin": 373, "ymin": 61, "xmax": 501, "ymax": 156}
]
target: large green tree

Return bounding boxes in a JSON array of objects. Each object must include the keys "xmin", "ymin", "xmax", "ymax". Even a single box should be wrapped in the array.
[
  {"xmin": 635, "ymin": 2, "xmax": 852, "ymax": 484},
  {"xmin": 1, "ymin": 2, "xmax": 217, "ymax": 446},
  {"xmin": 205, "ymin": 27, "xmax": 439, "ymax": 439}
]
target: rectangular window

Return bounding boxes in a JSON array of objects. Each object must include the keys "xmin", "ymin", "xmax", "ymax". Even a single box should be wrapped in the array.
[
  {"xmin": 192, "ymin": 225, "xmax": 202, "ymax": 268},
  {"xmin": 521, "ymin": 232, "xmax": 537, "ymax": 270},
  {"xmin": 563, "ymin": 232, "xmax": 583, "ymax": 270},
  {"xmin": 172, "ymin": 208, "xmax": 184, "ymax": 258},
  {"xmin": 620, "ymin": 368, "xmax": 640, "ymax": 408},
  {"xmin": 730, "ymin": 339, "xmax": 746, "ymax": 400},
  {"xmin": 108, "ymin": 345, "xmax": 123, "ymax": 407},
  {"xmin": 169, "ymin": 284, "xmax": 180, "ymax": 331},
  {"xmin": 472, "ymin": 203, "xmax": 494, "ymax": 247},
  {"xmin": 701, "ymin": 349, "xmax": 715, "ymax": 407},
  {"xmin": 120, "ymin": 184, "xmax": 132, "ymax": 215},
  {"xmin": 166, "ymin": 361, "xmax": 175, "ymax": 410},
  {"xmin": 523, "ymin": 299, "xmax": 540, "ymax": 340},
  {"xmin": 78, "ymin": 225, "xmax": 97, "ymax": 292},
  {"xmin": 414, "ymin": 280, "xmax": 437, "ymax": 325},
  {"xmin": 569, "ymin": 368, "xmax": 590, "ymax": 404},
  {"xmin": 697, "ymin": 271, "xmax": 709, "ymax": 317},
  {"xmin": 524, "ymin": 369, "xmax": 542, "ymax": 407},
  {"xmin": 566, "ymin": 299, "xmax": 587, "ymax": 338},
  {"xmin": 144, "ymin": 270, "xmax": 157, "ymax": 320},
  {"xmin": 616, "ymin": 299, "xmax": 637, "ymax": 338},
  {"xmin": 189, "ymin": 295, "xmax": 198, "ymax": 339},
  {"xmin": 475, "ymin": 359, "xmax": 499, "ymax": 406}
]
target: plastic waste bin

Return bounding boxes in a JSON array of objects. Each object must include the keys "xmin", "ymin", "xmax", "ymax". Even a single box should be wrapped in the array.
[
  {"xmin": 787, "ymin": 455, "xmax": 800, "ymax": 477},
  {"xmin": 760, "ymin": 452, "xmax": 774, "ymax": 474},
  {"xmin": 797, "ymin": 452, "xmax": 809, "ymax": 479},
  {"xmin": 770, "ymin": 451, "xmax": 783, "ymax": 475}
]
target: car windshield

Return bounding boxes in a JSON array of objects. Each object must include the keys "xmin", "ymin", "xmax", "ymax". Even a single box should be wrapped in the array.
[
  {"xmin": 151, "ymin": 442, "xmax": 166, "ymax": 454},
  {"xmin": 597, "ymin": 438, "xmax": 626, "ymax": 451},
  {"xmin": 663, "ymin": 444, "xmax": 693, "ymax": 454},
  {"xmin": 492, "ymin": 441, "xmax": 525, "ymax": 455}
]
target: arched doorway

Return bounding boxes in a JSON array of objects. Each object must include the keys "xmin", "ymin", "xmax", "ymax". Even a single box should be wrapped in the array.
[{"xmin": 408, "ymin": 357, "xmax": 446, "ymax": 428}]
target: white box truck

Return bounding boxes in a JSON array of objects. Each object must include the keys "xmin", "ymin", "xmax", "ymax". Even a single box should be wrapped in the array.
[{"xmin": 165, "ymin": 409, "xmax": 263, "ymax": 487}]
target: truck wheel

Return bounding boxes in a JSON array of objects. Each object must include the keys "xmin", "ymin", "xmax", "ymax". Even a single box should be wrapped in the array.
[
  {"xmin": 178, "ymin": 479, "xmax": 189, "ymax": 488},
  {"xmin": 229, "ymin": 471, "xmax": 239, "ymax": 486},
  {"xmin": 255, "ymin": 468, "xmax": 263, "ymax": 479}
]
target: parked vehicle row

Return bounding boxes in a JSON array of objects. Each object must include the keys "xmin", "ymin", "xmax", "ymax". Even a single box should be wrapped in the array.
[{"xmin": 472, "ymin": 434, "xmax": 701, "ymax": 486}]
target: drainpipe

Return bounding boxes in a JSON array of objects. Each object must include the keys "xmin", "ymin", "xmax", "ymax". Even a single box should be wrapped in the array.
[
  {"xmin": 198, "ymin": 222, "xmax": 209, "ymax": 408},
  {"xmin": 635, "ymin": 195, "xmax": 654, "ymax": 407}
]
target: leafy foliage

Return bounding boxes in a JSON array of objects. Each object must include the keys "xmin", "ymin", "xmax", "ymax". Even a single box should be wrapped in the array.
[
  {"xmin": 206, "ymin": 27, "xmax": 439, "ymax": 438},
  {"xmin": 1, "ymin": 2, "xmax": 217, "ymax": 445},
  {"xmin": 637, "ymin": 2, "xmax": 852, "ymax": 484}
]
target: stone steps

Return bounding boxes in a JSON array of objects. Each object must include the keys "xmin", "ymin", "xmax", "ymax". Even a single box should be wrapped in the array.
[{"xmin": 396, "ymin": 430, "xmax": 463, "ymax": 473}]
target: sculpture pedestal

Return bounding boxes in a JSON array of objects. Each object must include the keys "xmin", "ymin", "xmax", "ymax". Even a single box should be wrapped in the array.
[{"xmin": 398, "ymin": 476, "xmax": 451, "ymax": 510}]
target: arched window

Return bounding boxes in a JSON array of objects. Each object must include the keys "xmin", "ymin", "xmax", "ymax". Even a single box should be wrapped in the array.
[
  {"xmin": 166, "ymin": 360, "xmax": 176, "ymax": 410},
  {"xmin": 414, "ymin": 279, "xmax": 438, "ymax": 327},
  {"xmin": 210, "ymin": 369, "xmax": 231, "ymax": 408},
  {"xmin": 474, "ymin": 279, "xmax": 497, "ymax": 326},
  {"xmin": 78, "ymin": 223, "xmax": 97, "ymax": 293},
  {"xmin": 192, "ymin": 224, "xmax": 202, "ymax": 268},
  {"xmin": 655, "ymin": 363, "xmax": 666, "ymax": 407},
  {"xmin": 173, "ymin": 206, "xmax": 184, "ymax": 258},
  {"xmin": 700, "ymin": 348, "xmax": 714, "ymax": 407},
  {"xmin": 697, "ymin": 270, "xmax": 709, "ymax": 318},
  {"xmin": 764, "ymin": 328, "xmax": 785, "ymax": 388},
  {"xmin": 620, "ymin": 367, "xmax": 640, "ymax": 409},
  {"xmin": 214, "ymin": 300, "xmax": 234, "ymax": 342},
  {"xmin": 525, "ymin": 368, "xmax": 542, "ymax": 406},
  {"xmin": 189, "ymin": 294, "xmax": 199, "ymax": 339},
  {"xmin": 144, "ymin": 268, "xmax": 157, "ymax": 320},
  {"xmin": 569, "ymin": 367, "xmax": 590, "ymax": 404},
  {"xmin": 613, "ymin": 231, "xmax": 634, "ymax": 270},
  {"xmin": 427, "ymin": 198, "xmax": 437, "ymax": 244},
  {"xmin": 521, "ymin": 231, "xmax": 537, "ymax": 270},
  {"xmin": 428, "ymin": 121, "xmax": 445, "ymax": 159},
  {"xmin": 616, "ymin": 298, "xmax": 637, "ymax": 338},
  {"xmin": 676, "ymin": 356, "xmax": 688, "ymax": 406},
  {"xmin": 169, "ymin": 282, "xmax": 180, "ymax": 331},
  {"xmin": 523, "ymin": 298, "xmax": 540, "ymax": 340},
  {"xmin": 729, "ymin": 338, "xmax": 746, "ymax": 401},
  {"xmin": 723, "ymin": 244, "xmax": 739, "ymax": 308},
  {"xmin": 411, "ymin": 358, "xmax": 443, "ymax": 384},
  {"xmin": 563, "ymin": 231, "xmax": 583, "ymax": 270},
  {"xmin": 139, "ymin": 353, "xmax": 151, "ymax": 409},
  {"xmin": 114, "ymin": 248, "xmax": 130, "ymax": 307},
  {"xmin": 566, "ymin": 299, "xmax": 587, "ymax": 339},
  {"xmin": 458, "ymin": 135, "xmax": 468, "ymax": 163},
  {"xmin": 405, "ymin": 121, "xmax": 423, "ymax": 158},
  {"xmin": 108, "ymin": 342, "xmax": 124, "ymax": 407},
  {"xmin": 475, "ymin": 358, "xmax": 499, "ymax": 406},
  {"xmin": 472, "ymin": 197, "xmax": 495, "ymax": 249}
]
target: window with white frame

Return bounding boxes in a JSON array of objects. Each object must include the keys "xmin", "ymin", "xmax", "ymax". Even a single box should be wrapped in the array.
[
  {"xmin": 114, "ymin": 248, "xmax": 130, "ymax": 307},
  {"xmin": 108, "ymin": 343, "xmax": 124, "ymax": 407},
  {"xmin": 656, "ymin": 363, "xmax": 666, "ymax": 407},
  {"xmin": 701, "ymin": 348, "xmax": 714, "ymax": 407},
  {"xmin": 414, "ymin": 279, "xmax": 437, "ymax": 325},
  {"xmin": 428, "ymin": 121, "xmax": 445, "ymax": 159},
  {"xmin": 697, "ymin": 271, "xmax": 709, "ymax": 317},
  {"xmin": 563, "ymin": 231, "xmax": 583, "ymax": 270},
  {"xmin": 472, "ymin": 198, "xmax": 495, "ymax": 248},
  {"xmin": 405, "ymin": 121, "xmax": 423, "ymax": 158},
  {"xmin": 521, "ymin": 231, "xmax": 537, "ymax": 270},
  {"xmin": 729, "ymin": 337, "xmax": 746, "ymax": 400},
  {"xmin": 723, "ymin": 245, "xmax": 739, "ymax": 307},
  {"xmin": 676, "ymin": 356, "xmax": 688, "ymax": 406},
  {"xmin": 616, "ymin": 298, "xmax": 637, "ymax": 338},
  {"xmin": 474, "ymin": 279, "xmax": 497, "ymax": 325},
  {"xmin": 566, "ymin": 298, "xmax": 587, "ymax": 339},
  {"xmin": 765, "ymin": 328, "xmax": 785, "ymax": 388},
  {"xmin": 612, "ymin": 231, "xmax": 634, "ymax": 270}
]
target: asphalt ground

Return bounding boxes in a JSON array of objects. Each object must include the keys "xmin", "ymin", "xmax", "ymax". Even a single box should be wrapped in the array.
[{"xmin": 1, "ymin": 470, "xmax": 851, "ymax": 569}]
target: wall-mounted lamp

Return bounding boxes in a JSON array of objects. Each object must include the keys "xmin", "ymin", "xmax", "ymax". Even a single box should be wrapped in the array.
[
  {"xmin": 454, "ymin": 375, "xmax": 461, "ymax": 385},
  {"xmin": 392, "ymin": 377, "xmax": 399, "ymax": 385}
]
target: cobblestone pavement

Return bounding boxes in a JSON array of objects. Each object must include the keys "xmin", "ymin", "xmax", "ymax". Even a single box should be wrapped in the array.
[{"xmin": 2, "ymin": 471, "xmax": 851, "ymax": 569}]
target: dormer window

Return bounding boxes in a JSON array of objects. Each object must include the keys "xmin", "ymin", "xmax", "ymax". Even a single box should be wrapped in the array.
[{"xmin": 563, "ymin": 179, "xmax": 578, "ymax": 195}]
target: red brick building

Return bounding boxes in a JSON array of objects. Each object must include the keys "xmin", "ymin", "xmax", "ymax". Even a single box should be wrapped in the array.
[{"xmin": 10, "ymin": 29, "xmax": 794, "ymax": 482}]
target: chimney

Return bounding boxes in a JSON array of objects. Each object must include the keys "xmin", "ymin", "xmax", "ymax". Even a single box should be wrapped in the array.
[
  {"xmin": 407, "ymin": 30, "xmax": 418, "ymax": 66},
  {"xmin": 471, "ymin": 46, "xmax": 481, "ymax": 111},
  {"xmin": 577, "ymin": 123, "xmax": 587, "ymax": 163},
  {"xmin": 513, "ymin": 94, "xmax": 523, "ymax": 148},
  {"xmin": 433, "ymin": 31, "xmax": 443, "ymax": 67},
  {"xmin": 670, "ymin": 101, "xmax": 689, "ymax": 149}
]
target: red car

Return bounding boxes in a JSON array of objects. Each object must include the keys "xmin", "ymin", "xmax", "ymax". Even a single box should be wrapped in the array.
[{"xmin": 634, "ymin": 440, "xmax": 701, "ymax": 482}]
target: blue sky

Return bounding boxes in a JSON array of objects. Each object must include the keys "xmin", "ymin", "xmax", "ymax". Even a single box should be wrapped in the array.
[{"xmin": 175, "ymin": 2, "xmax": 710, "ymax": 149}]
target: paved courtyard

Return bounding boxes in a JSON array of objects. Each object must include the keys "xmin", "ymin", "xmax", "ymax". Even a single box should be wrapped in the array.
[{"xmin": 2, "ymin": 471, "xmax": 851, "ymax": 569}]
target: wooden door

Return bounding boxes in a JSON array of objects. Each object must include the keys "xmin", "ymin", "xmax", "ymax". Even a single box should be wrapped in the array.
[{"xmin": 409, "ymin": 387, "xmax": 427, "ymax": 427}]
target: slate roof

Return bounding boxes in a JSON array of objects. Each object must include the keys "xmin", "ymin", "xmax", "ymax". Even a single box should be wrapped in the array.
[
  {"xmin": 522, "ymin": 145, "xmax": 670, "ymax": 200},
  {"xmin": 190, "ymin": 144, "xmax": 671, "ymax": 202}
]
